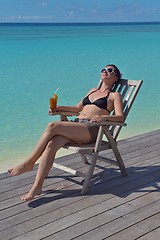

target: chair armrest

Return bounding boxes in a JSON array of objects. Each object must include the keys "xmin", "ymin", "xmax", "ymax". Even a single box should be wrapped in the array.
[
  {"xmin": 92, "ymin": 121, "xmax": 127, "ymax": 127},
  {"xmin": 48, "ymin": 111, "xmax": 79, "ymax": 116},
  {"xmin": 48, "ymin": 112, "xmax": 126, "ymax": 126}
]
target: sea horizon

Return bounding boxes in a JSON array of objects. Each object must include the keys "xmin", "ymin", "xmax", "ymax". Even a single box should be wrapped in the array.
[{"xmin": 0, "ymin": 21, "xmax": 160, "ymax": 25}]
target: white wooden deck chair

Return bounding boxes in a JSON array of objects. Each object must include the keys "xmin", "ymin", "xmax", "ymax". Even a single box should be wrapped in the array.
[{"xmin": 50, "ymin": 79, "xmax": 143, "ymax": 194}]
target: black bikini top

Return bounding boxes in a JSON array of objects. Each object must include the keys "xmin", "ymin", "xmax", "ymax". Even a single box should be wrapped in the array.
[{"xmin": 82, "ymin": 89, "xmax": 110, "ymax": 113}]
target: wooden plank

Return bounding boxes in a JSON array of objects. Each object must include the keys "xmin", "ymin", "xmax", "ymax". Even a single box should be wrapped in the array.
[
  {"xmin": 40, "ymin": 192, "xmax": 160, "ymax": 240},
  {"xmin": 121, "ymin": 129, "xmax": 160, "ymax": 142},
  {"xmin": 0, "ymin": 130, "xmax": 159, "ymax": 240},
  {"xmin": 5, "ymin": 189, "xmax": 159, "ymax": 240},
  {"xmin": 0, "ymin": 154, "xmax": 159, "ymax": 212},
  {"xmin": 136, "ymin": 227, "xmax": 160, "ymax": 240},
  {"xmin": 104, "ymin": 214, "xmax": 160, "ymax": 240},
  {"xmin": 0, "ymin": 148, "xmax": 159, "ymax": 212},
  {"xmin": 70, "ymin": 200, "xmax": 160, "ymax": 240},
  {"xmin": 0, "ymin": 162, "xmax": 159, "ymax": 239},
  {"xmin": 1, "ymin": 151, "xmax": 158, "ymax": 220}
]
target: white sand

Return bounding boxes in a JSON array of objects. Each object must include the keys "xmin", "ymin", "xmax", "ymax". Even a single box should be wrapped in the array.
[{"xmin": 0, "ymin": 148, "xmax": 73, "ymax": 174}]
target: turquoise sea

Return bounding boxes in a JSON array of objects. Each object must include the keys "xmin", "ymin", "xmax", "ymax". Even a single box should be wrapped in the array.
[{"xmin": 0, "ymin": 22, "xmax": 160, "ymax": 172}]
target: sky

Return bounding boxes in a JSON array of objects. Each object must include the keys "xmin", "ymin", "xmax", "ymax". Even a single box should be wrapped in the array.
[{"xmin": 0, "ymin": 0, "xmax": 160, "ymax": 23}]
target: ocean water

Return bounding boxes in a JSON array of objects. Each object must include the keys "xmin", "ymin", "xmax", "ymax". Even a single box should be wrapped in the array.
[{"xmin": 0, "ymin": 22, "xmax": 160, "ymax": 172}]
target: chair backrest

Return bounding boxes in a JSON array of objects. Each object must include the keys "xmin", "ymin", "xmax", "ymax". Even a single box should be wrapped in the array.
[
  {"xmin": 112, "ymin": 79, "xmax": 143, "ymax": 139},
  {"xmin": 99, "ymin": 79, "xmax": 143, "ymax": 140}
]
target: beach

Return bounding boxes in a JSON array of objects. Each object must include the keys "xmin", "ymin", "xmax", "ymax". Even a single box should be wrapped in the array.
[{"xmin": 0, "ymin": 22, "xmax": 160, "ymax": 173}]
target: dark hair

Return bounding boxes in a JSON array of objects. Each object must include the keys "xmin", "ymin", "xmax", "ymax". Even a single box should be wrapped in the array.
[{"xmin": 107, "ymin": 64, "xmax": 121, "ymax": 82}]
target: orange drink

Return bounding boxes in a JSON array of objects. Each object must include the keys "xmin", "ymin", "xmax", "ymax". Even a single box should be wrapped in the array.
[{"xmin": 50, "ymin": 93, "xmax": 58, "ymax": 111}]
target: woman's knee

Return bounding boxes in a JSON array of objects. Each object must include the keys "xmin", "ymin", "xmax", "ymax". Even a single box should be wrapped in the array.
[
  {"xmin": 47, "ymin": 122, "xmax": 55, "ymax": 129},
  {"xmin": 47, "ymin": 121, "xmax": 61, "ymax": 129},
  {"xmin": 46, "ymin": 122, "xmax": 61, "ymax": 134},
  {"xmin": 46, "ymin": 136, "xmax": 69, "ymax": 150}
]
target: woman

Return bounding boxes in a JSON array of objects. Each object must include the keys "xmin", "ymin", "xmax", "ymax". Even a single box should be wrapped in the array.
[{"xmin": 8, "ymin": 64, "xmax": 124, "ymax": 201}]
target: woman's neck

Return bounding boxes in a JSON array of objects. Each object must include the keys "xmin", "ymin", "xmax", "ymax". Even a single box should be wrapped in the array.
[{"xmin": 100, "ymin": 83, "xmax": 112, "ymax": 92}]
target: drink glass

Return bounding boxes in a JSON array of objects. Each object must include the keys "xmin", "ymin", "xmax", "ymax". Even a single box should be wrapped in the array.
[{"xmin": 50, "ymin": 94, "xmax": 58, "ymax": 111}]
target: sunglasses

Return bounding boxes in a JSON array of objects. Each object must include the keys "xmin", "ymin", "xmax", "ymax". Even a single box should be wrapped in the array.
[{"xmin": 101, "ymin": 68, "xmax": 117, "ymax": 76}]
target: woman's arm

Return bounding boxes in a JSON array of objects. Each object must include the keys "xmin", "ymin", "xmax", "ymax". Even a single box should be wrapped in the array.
[
  {"xmin": 56, "ymin": 101, "xmax": 83, "ymax": 113},
  {"xmin": 55, "ymin": 87, "xmax": 97, "ymax": 113},
  {"xmin": 111, "ymin": 91, "xmax": 124, "ymax": 122}
]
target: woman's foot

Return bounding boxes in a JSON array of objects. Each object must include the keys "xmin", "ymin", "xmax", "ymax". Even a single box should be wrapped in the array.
[
  {"xmin": 8, "ymin": 162, "xmax": 34, "ymax": 176},
  {"xmin": 21, "ymin": 186, "xmax": 42, "ymax": 201}
]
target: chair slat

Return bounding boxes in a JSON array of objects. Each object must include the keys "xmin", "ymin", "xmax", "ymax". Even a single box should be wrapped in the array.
[{"xmin": 110, "ymin": 79, "xmax": 143, "ymax": 140}]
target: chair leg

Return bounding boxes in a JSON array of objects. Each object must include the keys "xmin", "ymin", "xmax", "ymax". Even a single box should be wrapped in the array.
[
  {"xmin": 81, "ymin": 152, "xmax": 99, "ymax": 194},
  {"xmin": 80, "ymin": 154, "xmax": 89, "ymax": 164},
  {"xmin": 81, "ymin": 126, "xmax": 104, "ymax": 194},
  {"xmin": 104, "ymin": 128, "xmax": 128, "ymax": 177}
]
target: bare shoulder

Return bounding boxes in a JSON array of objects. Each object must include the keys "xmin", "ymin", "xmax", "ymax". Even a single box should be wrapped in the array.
[
  {"xmin": 90, "ymin": 87, "xmax": 97, "ymax": 91},
  {"xmin": 83, "ymin": 87, "xmax": 97, "ymax": 98},
  {"xmin": 88, "ymin": 87, "xmax": 97, "ymax": 94},
  {"xmin": 110, "ymin": 91, "xmax": 122, "ymax": 100}
]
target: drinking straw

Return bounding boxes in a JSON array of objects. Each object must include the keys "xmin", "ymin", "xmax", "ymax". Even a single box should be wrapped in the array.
[{"xmin": 55, "ymin": 88, "xmax": 59, "ymax": 94}]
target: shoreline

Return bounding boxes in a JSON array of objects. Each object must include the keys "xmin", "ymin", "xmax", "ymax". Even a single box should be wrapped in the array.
[{"xmin": 0, "ymin": 148, "xmax": 73, "ymax": 174}]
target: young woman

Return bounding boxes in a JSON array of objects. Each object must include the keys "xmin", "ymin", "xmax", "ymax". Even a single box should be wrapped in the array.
[{"xmin": 8, "ymin": 64, "xmax": 124, "ymax": 201}]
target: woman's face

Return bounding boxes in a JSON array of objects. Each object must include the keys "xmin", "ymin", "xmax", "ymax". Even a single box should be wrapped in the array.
[{"xmin": 101, "ymin": 65, "xmax": 118, "ymax": 82}]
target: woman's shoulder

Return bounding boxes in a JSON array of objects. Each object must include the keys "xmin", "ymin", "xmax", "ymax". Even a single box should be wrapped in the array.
[
  {"xmin": 88, "ymin": 87, "xmax": 98, "ymax": 94},
  {"xmin": 91, "ymin": 87, "xmax": 98, "ymax": 91},
  {"xmin": 110, "ymin": 91, "xmax": 121, "ymax": 96},
  {"xmin": 109, "ymin": 91, "xmax": 122, "ymax": 99}
]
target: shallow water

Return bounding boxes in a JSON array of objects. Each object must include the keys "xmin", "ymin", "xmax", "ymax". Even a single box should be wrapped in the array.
[{"xmin": 0, "ymin": 22, "xmax": 160, "ymax": 172}]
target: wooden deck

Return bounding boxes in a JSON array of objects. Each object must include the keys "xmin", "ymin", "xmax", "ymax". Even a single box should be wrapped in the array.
[{"xmin": 0, "ymin": 129, "xmax": 160, "ymax": 240}]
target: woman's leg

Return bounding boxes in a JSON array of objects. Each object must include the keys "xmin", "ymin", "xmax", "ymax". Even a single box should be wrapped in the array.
[
  {"xmin": 21, "ymin": 135, "xmax": 71, "ymax": 201},
  {"xmin": 8, "ymin": 121, "xmax": 91, "ymax": 176}
]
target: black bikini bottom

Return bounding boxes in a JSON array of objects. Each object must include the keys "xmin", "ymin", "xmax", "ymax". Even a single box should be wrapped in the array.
[{"xmin": 73, "ymin": 118, "xmax": 99, "ymax": 143}]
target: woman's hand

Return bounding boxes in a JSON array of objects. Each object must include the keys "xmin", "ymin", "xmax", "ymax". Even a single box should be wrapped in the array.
[
  {"xmin": 56, "ymin": 106, "xmax": 62, "ymax": 112},
  {"xmin": 48, "ymin": 105, "xmax": 59, "ymax": 114},
  {"xmin": 90, "ymin": 115, "xmax": 106, "ymax": 122}
]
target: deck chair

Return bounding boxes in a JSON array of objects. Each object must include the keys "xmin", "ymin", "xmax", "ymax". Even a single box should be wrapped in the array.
[{"xmin": 50, "ymin": 79, "xmax": 143, "ymax": 194}]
